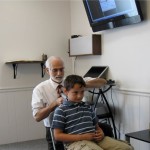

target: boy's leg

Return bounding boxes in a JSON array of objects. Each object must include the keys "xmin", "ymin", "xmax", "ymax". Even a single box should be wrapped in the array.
[
  {"xmin": 66, "ymin": 140, "xmax": 103, "ymax": 150},
  {"xmin": 97, "ymin": 136, "xmax": 134, "ymax": 150}
]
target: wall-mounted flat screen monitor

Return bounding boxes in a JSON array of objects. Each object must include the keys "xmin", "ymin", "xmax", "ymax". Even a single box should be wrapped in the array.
[{"xmin": 83, "ymin": 0, "xmax": 143, "ymax": 32}]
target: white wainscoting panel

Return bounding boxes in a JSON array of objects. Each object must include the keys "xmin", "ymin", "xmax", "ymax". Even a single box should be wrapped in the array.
[
  {"xmin": 0, "ymin": 86, "xmax": 150, "ymax": 150},
  {"xmin": 105, "ymin": 87, "xmax": 150, "ymax": 150},
  {"xmin": 0, "ymin": 87, "xmax": 45, "ymax": 145}
]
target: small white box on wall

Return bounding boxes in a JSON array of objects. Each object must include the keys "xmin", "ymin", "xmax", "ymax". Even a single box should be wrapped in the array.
[{"xmin": 69, "ymin": 34, "xmax": 101, "ymax": 57}]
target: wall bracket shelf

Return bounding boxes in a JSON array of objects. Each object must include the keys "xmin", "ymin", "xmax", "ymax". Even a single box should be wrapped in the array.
[
  {"xmin": 6, "ymin": 60, "xmax": 45, "ymax": 79},
  {"xmin": 69, "ymin": 34, "xmax": 101, "ymax": 56}
]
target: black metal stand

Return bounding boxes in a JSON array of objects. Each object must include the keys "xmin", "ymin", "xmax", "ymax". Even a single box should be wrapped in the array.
[{"xmin": 89, "ymin": 84, "xmax": 117, "ymax": 139}]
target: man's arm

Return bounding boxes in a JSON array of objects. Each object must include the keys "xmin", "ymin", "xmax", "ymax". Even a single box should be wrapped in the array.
[
  {"xmin": 34, "ymin": 97, "xmax": 63, "ymax": 122},
  {"xmin": 85, "ymin": 78, "xmax": 107, "ymax": 88}
]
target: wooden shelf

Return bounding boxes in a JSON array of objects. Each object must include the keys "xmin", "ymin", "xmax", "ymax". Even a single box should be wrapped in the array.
[{"xmin": 6, "ymin": 60, "xmax": 45, "ymax": 79}]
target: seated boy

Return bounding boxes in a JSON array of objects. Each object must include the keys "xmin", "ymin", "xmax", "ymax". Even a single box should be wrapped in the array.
[{"xmin": 52, "ymin": 75, "xmax": 133, "ymax": 150}]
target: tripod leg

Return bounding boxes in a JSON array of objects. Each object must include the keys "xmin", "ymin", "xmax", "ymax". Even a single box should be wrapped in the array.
[{"xmin": 100, "ymin": 90, "xmax": 117, "ymax": 139}]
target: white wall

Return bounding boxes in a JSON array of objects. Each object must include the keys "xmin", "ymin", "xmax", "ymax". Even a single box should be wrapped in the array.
[
  {"xmin": 0, "ymin": 0, "xmax": 150, "ymax": 148},
  {"xmin": 70, "ymin": 0, "xmax": 150, "ymax": 93},
  {"xmin": 70, "ymin": 1, "xmax": 150, "ymax": 150},
  {"xmin": 0, "ymin": 87, "xmax": 45, "ymax": 144},
  {"xmin": 0, "ymin": 0, "xmax": 72, "ymax": 145},
  {"xmin": 0, "ymin": 0, "xmax": 72, "ymax": 89}
]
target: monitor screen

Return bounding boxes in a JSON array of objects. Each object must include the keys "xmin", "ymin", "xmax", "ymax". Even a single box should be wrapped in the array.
[
  {"xmin": 83, "ymin": 0, "xmax": 143, "ymax": 32},
  {"xmin": 84, "ymin": 66, "xmax": 108, "ymax": 78}
]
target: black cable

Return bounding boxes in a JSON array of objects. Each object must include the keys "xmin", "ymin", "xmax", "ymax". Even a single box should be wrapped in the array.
[
  {"xmin": 74, "ymin": 56, "xmax": 77, "ymax": 74},
  {"xmin": 109, "ymin": 87, "xmax": 121, "ymax": 139}
]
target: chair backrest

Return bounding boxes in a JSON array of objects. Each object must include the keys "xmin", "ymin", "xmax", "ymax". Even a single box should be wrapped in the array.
[
  {"xmin": 49, "ymin": 112, "xmax": 57, "ymax": 150},
  {"xmin": 49, "ymin": 112, "xmax": 54, "ymax": 126},
  {"xmin": 49, "ymin": 112, "xmax": 65, "ymax": 150},
  {"xmin": 98, "ymin": 122, "xmax": 114, "ymax": 138}
]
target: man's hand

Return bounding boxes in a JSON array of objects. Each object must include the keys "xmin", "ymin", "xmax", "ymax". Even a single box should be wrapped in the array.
[{"xmin": 56, "ymin": 97, "xmax": 63, "ymax": 106}]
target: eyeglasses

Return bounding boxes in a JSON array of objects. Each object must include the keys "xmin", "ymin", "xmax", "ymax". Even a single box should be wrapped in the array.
[{"xmin": 50, "ymin": 68, "xmax": 64, "ymax": 73}]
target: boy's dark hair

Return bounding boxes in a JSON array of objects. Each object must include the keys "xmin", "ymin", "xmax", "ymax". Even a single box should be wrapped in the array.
[{"xmin": 64, "ymin": 75, "xmax": 86, "ymax": 91}]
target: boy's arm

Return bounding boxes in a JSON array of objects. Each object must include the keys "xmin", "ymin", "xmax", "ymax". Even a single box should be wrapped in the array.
[{"xmin": 54, "ymin": 128, "xmax": 95, "ymax": 142}]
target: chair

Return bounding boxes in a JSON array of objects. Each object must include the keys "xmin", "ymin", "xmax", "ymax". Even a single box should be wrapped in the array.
[
  {"xmin": 98, "ymin": 122, "xmax": 114, "ymax": 138},
  {"xmin": 49, "ymin": 112, "xmax": 56, "ymax": 150},
  {"xmin": 49, "ymin": 112, "xmax": 65, "ymax": 150}
]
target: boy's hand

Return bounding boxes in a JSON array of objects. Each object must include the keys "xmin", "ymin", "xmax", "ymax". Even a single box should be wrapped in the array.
[{"xmin": 93, "ymin": 127, "xmax": 104, "ymax": 142}]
